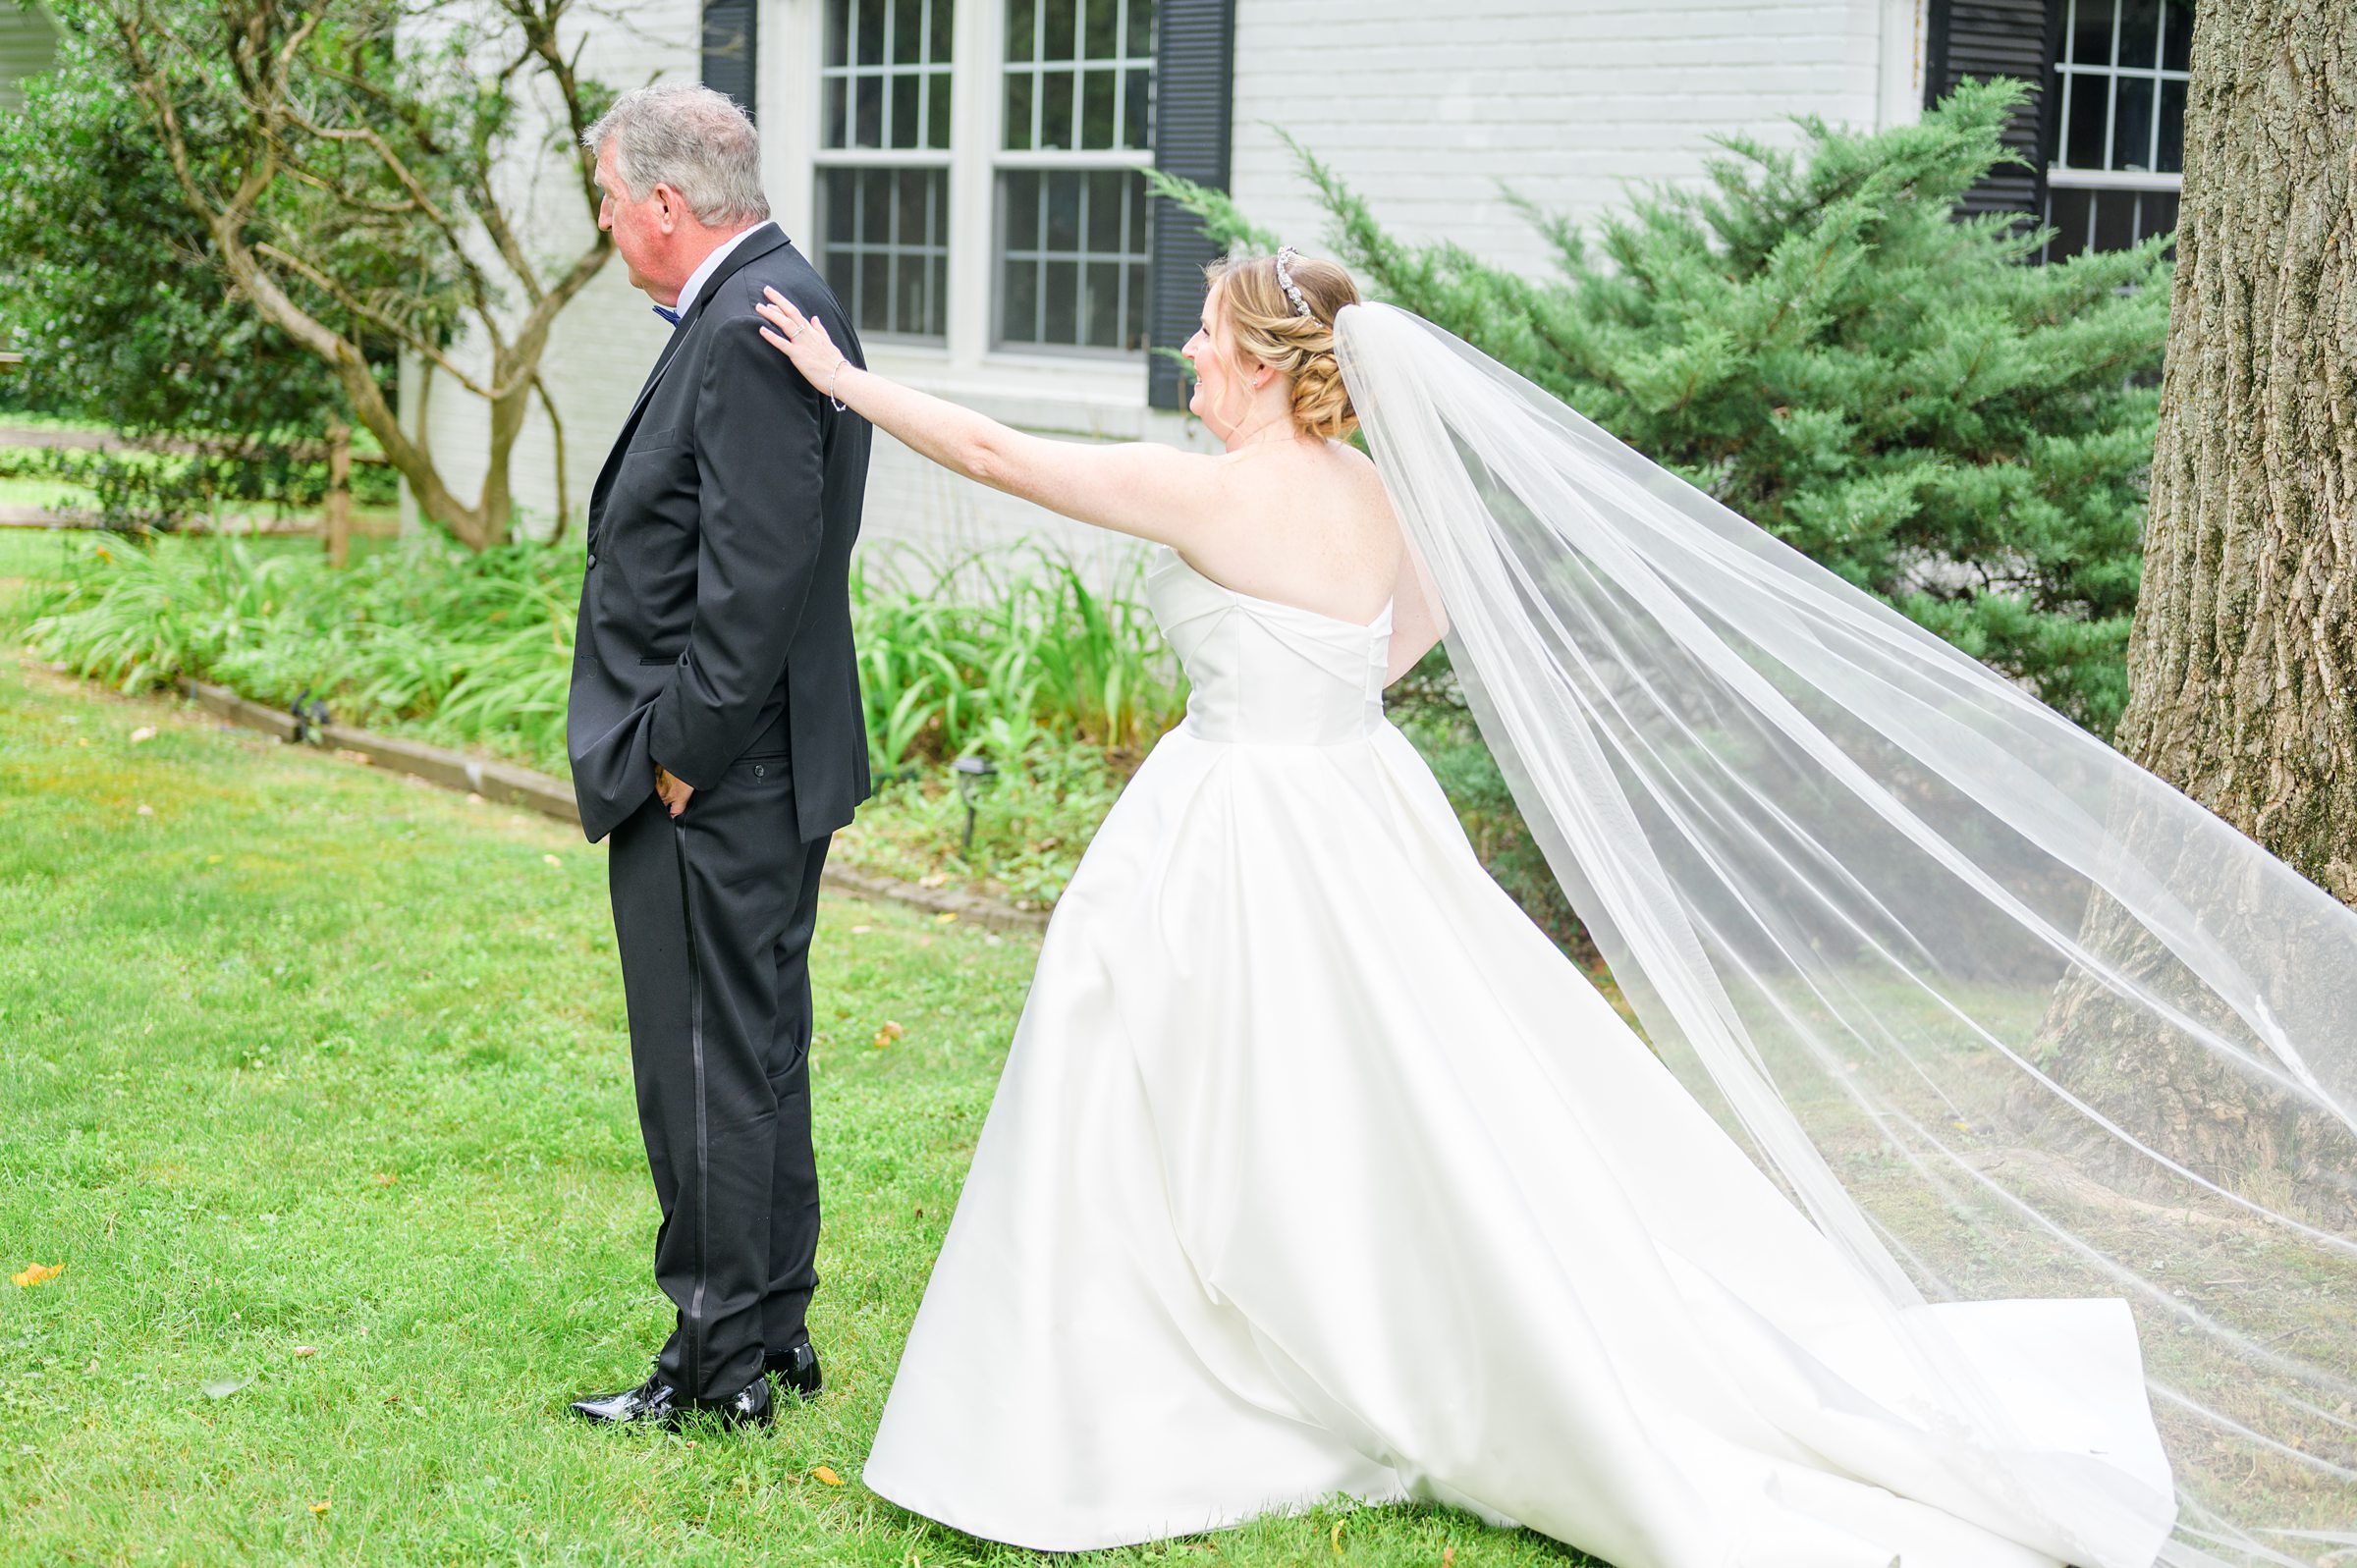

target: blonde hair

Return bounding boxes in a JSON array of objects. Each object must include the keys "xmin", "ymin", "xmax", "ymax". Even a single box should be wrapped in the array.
[{"xmin": 1200, "ymin": 251, "xmax": 1364, "ymax": 441}]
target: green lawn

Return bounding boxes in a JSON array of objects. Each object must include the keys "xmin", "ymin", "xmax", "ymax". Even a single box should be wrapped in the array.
[{"xmin": 0, "ymin": 658, "xmax": 1582, "ymax": 1567}]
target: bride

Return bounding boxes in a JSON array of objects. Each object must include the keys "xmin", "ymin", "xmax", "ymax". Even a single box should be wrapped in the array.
[{"xmin": 752, "ymin": 250, "xmax": 2353, "ymax": 1567}]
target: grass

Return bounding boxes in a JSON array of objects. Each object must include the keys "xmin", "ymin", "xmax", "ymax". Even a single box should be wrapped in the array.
[{"xmin": 0, "ymin": 656, "xmax": 1588, "ymax": 1567}]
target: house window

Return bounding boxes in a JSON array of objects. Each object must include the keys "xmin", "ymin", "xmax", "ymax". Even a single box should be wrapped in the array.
[
  {"xmin": 814, "ymin": 0, "xmax": 956, "ymax": 341},
  {"xmin": 805, "ymin": 0, "xmax": 1218, "ymax": 381},
  {"xmin": 998, "ymin": 0, "xmax": 1155, "ymax": 351},
  {"xmin": 2044, "ymin": 0, "xmax": 2192, "ymax": 260}
]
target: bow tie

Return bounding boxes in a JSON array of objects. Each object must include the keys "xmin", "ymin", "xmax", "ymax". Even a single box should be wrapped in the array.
[{"xmin": 652, "ymin": 303, "xmax": 682, "ymax": 326}]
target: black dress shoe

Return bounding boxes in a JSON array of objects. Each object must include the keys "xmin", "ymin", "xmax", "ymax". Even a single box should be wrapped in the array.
[
  {"xmin": 763, "ymin": 1340, "xmax": 822, "ymax": 1401},
  {"xmin": 569, "ymin": 1369, "xmax": 774, "ymax": 1430}
]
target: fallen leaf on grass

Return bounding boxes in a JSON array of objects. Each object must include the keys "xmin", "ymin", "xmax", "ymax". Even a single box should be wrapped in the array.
[
  {"xmin": 1331, "ymin": 1520, "xmax": 1344, "ymax": 1553},
  {"xmin": 850, "ymin": 925, "xmax": 873, "ymax": 936},
  {"xmin": 933, "ymin": 911, "xmax": 959, "ymax": 925},
  {"xmin": 136, "ymin": 804, "xmax": 154, "ymax": 817},
  {"xmin": 872, "ymin": 1020, "xmax": 904, "ymax": 1050},
  {"xmin": 308, "ymin": 1500, "xmax": 330, "ymax": 1516},
  {"xmin": 373, "ymin": 1173, "xmax": 397, "ymax": 1187},
  {"xmin": 201, "ymin": 1375, "xmax": 252, "ymax": 1400},
  {"xmin": 293, "ymin": 1346, "xmax": 318, "ymax": 1358},
  {"xmin": 11, "ymin": 1262, "xmax": 63, "ymax": 1288},
  {"xmin": 810, "ymin": 1465, "xmax": 845, "ymax": 1487},
  {"xmin": 1443, "ymin": 1549, "xmax": 1454, "ymax": 1566},
  {"xmin": 542, "ymin": 854, "xmax": 562, "ymax": 867},
  {"xmin": 130, "ymin": 727, "xmax": 156, "ymax": 743}
]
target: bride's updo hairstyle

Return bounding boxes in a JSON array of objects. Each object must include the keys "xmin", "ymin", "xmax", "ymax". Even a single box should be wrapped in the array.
[{"xmin": 1202, "ymin": 249, "xmax": 1364, "ymax": 440}]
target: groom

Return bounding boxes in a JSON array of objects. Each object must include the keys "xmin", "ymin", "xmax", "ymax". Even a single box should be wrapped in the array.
[{"xmin": 565, "ymin": 83, "xmax": 872, "ymax": 1428}]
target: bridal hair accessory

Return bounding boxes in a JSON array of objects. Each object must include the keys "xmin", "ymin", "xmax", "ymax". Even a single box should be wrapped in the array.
[{"xmin": 1274, "ymin": 246, "xmax": 1313, "ymax": 319}]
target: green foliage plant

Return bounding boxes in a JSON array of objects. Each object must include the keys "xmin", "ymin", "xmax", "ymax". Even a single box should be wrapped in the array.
[{"xmin": 1156, "ymin": 80, "xmax": 2170, "ymax": 737}]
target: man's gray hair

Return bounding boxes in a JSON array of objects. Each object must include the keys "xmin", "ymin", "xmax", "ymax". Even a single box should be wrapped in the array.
[{"xmin": 581, "ymin": 83, "xmax": 770, "ymax": 227}]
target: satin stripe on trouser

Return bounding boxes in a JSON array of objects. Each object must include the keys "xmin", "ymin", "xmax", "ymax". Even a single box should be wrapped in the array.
[{"xmin": 607, "ymin": 751, "xmax": 830, "ymax": 1403}]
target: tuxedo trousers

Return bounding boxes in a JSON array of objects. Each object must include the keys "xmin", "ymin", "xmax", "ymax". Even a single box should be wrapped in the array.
[{"xmin": 606, "ymin": 741, "xmax": 829, "ymax": 1402}]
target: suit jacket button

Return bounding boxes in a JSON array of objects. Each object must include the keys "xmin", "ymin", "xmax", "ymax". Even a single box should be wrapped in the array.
[
  {"xmin": 753, "ymin": 764, "xmax": 766, "ymax": 778},
  {"xmin": 586, "ymin": 552, "xmax": 598, "ymax": 568}
]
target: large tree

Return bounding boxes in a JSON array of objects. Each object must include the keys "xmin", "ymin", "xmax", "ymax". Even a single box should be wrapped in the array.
[
  {"xmin": 2113, "ymin": 0, "xmax": 2357, "ymax": 897},
  {"xmin": 28, "ymin": 0, "xmax": 616, "ymax": 548},
  {"xmin": 2036, "ymin": 0, "xmax": 2357, "ymax": 1222}
]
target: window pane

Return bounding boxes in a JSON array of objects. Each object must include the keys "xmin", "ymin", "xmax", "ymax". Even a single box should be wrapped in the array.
[
  {"xmin": 2111, "ymin": 75, "xmax": 2156, "ymax": 171},
  {"xmin": 1043, "ymin": 0, "xmax": 1077, "ymax": 61},
  {"xmin": 1003, "ymin": 256, "xmax": 1039, "ymax": 341},
  {"xmin": 1004, "ymin": 71, "xmax": 1033, "ymax": 149},
  {"xmin": 2160, "ymin": 0, "xmax": 2193, "ymax": 73},
  {"xmin": 1080, "ymin": 68, "xmax": 1116, "ymax": 147},
  {"xmin": 827, "ymin": 169, "xmax": 855, "ymax": 240},
  {"xmin": 1046, "ymin": 170, "xmax": 1081, "ymax": 249},
  {"xmin": 2044, "ymin": 187, "xmax": 2092, "ymax": 263},
  {"xmin": 929, "ymin": 0, "xmax": 955, "ymax": 60},
  {"xmin": 1007, "ymin": 0, "xmax": 1035, "ymax": 63},
  {"xmin": 897, "ymin": 168, "xmax": 931, "ymax": 245},
  {"xmin": 1083, "ymin": 0, "xmax": 1117, "ymax": 60},
  {"xmin": 2071, "ymin": 0, "xmax": 2113, "ymax": 66},
  {"xmin": 897, "ymin": 254, "xmax": 930, "ymax": 335},
  {"xmin": 1005, "ymin": 166, "xmax": 1041, "ymax": 244},
  {"xmin": 823, "ymin": 77, "xmax": 847, "ymax": 148},
  {"xmin": 2091, "ymin": 189, "xmax": 2137, "ymax": 251},
  {"xmin": 2117, "ymin": 0, "xmax": 2160, "ymax": 70},
  {"xmin": 1124, "ymin": 68, "xmax": 1151, "ymax": 150},
  {"xmin": 1125, "ymin": 262, "xmax": 1146, "ymax": 350},
  {"xmin": 928, "ymin": 71, "xmax": 952, "ymax": 150},
  {"xmin": 1041, "ymin": 69, "xmax": 1073, "ymax": 149},
  {"xmin": 2143, "ymin": 189, "xmax": 2180, "ymax": 242},
  {"xmin": 2065, "ymin": 73, "xmax": 2109, "ymax": 167},
  {"xmin": 860, "ymin": 175, "xmax": 891, "ymax": 243},
  {"xmin": 893, "ymin": 0, "xmax": 923, "ymax": 62},
  {"xmin": 1127, "ymin": 180, "xmax": 1147, "ymax": 252},
  {"xmin": 1085, "ymin": 169, "xmax": 1124, "ymax": 251},
  {"xmin": 1125, "ymin": 0, "xmax": 1153, "ymax": 57},
  {"xmin": 1043, "ymin": 259, "xmax": 1079, "ymax": 342},
  {"xmin": 891, "ymin": 74, "xmax": 921, "ymax": 145},
  {"xmin": 857, "ymin": 0, "xmax": 886, "ymax": 65},
  {"xmin": 1084, "ymin": 260, "xmax": 1121, "ymax": 347},
  {"xmin": 2158, "ymin": 79, "xmax": 2186, "ymax": 173},
  {"xmin": 859, "ymin": 252, "xmax": 890, "ymax": 330},
  {"xmin": 855, "ymin": 75, "xmax": 884, "ymax": 147},
  {"xmin": 826, "ymin": 0, "xmax": 850, "ymax": 66}
]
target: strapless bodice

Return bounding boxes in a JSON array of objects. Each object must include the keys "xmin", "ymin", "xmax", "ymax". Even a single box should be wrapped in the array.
[{"xmin": 1144, "ymin": 547, "xmax": 1392, "ymax": 745}]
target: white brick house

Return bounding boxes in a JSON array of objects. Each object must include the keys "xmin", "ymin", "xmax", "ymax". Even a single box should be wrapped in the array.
[{"xmin": 405, "ymin": 0, "xmax": 2189, "ymax": 570}]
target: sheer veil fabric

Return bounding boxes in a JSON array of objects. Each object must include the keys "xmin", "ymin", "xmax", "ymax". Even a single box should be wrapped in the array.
[{"xmin": 1335, "ymin": 301, "xmax": 2357, "ymax": 1567}]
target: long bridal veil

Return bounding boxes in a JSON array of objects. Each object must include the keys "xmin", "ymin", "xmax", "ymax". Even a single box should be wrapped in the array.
[{"xmin": 1336, "ymin": 300, "xmax": 2357, "ymax": 1568}]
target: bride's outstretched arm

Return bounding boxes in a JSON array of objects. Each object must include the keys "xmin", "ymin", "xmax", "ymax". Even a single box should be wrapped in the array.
[{"xmin": 754, "ymin": 288, "xmax": 1233, "ymax": 552}]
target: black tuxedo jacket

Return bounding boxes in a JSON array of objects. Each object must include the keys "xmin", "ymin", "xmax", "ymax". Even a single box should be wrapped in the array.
[{"xmin": 567, "ymin": 224, "xmax": 873, "ymax": 843}]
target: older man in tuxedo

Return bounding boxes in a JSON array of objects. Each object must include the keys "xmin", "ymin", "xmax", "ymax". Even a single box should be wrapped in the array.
[{"xmin": 565, "ymin": 82, "xmax": 871, "ymax": 1429}]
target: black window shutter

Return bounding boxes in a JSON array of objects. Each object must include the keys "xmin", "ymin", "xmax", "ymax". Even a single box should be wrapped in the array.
[
  {"xmin": 702, "ymin": 0, "xmax": 759, "ymax": 119},
  {"xmin": 1146, "ymin": 0, "xmax": 1236, "ymax": 410},
  {"xmin": 1923, "ymin": 0, "xmax": 2055, "ymax": 221}
]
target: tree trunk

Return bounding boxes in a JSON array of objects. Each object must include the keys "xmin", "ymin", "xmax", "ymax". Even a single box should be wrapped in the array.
[
  {"xmin": 323, "ymin": 417, "xmax": 353, "ymax": 568},
  {"xmin": 2115, "ymin": 0, "xmax": 2357, "ymax": 895},
  {"xmin": 2033, "ymin": 0, "xmax": 2357, "ymax": 1231}
]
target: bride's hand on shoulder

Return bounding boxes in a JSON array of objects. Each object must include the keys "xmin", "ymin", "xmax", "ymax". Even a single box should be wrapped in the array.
[{"xmin": 754, "ymin": 287, "xmax": 846, "ymax": 393}]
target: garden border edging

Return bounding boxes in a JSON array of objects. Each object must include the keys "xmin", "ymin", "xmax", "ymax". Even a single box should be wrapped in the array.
[{"xmin": 180, "ymin": 679, "xmax": 1049, "ymax": 935}]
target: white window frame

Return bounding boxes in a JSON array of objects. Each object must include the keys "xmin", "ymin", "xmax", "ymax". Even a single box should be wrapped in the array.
[
  {"xmin": 2045, "ymin": 0, "xmax": 2189, "ymax": 254},
  {"xmin": 765, "ymin": 0, "xmax": 1158, "ymax": 418}
]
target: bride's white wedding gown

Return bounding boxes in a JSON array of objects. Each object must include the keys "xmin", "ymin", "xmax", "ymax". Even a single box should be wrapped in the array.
[{"xmin": 859, "ymin": 546, "xmax": 2178, "ymax": 1568}]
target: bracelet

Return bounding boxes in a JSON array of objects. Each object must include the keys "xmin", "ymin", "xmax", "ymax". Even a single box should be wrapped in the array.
[{"xmin": 826, "ymin": 358, "xmax": 850, "ymax": 411}]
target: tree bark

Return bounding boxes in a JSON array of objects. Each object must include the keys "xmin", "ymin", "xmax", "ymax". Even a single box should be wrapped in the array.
[
  {"xmin": 323, "ymin": 417, "xmax": 353, "ymax": 568},
  {"xmin": 2115, "ymin": 0, "xmax": 2357, "ymax": 896}
]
